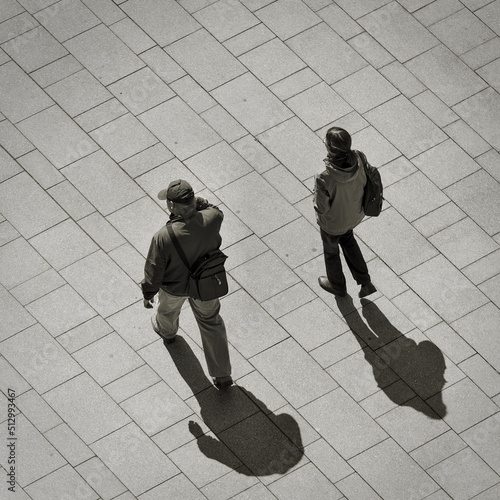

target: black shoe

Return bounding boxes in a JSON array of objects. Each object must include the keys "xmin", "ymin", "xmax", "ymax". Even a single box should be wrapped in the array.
[
  {"xmin": 213, "ymin": 377, "xmax": 233, "ymax": 390},
  {"xmin": 318, "ymin": 276, "xmax": 347, "ymax": 297},
  {"xmin": 151, "ymin": 317, "xmax": 176, "ymax": 345},
  {"xmin": 359, "ymin": 282, "xmax": 377, "ymax": 298}
]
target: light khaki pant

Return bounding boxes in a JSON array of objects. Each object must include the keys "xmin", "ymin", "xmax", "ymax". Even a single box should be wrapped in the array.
[{"xmin": 156, "ymin": 288, "xmax": 231, "ymax": 379}]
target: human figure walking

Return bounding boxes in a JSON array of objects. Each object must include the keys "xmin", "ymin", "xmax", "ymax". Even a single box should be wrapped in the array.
[
  {"xmin": 314, "ymin": 127, "xmax": 377, "ymax": 298},
  {"xmin": 141, "ymin": 179, "xmax": 232, "ymax": 389}
]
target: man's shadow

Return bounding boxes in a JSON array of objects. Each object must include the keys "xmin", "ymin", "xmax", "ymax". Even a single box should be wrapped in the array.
[
  {"xmin": 335, "ymin": 295, "xmax": 447, "ymax": 419},
  {"xmin": 165, "ymin": 337, "xmax": 303, "ymax": 476}
]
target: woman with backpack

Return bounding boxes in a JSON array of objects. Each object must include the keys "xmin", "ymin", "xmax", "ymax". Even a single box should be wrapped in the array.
[{"xmin": 314, "ymin": 126, "xmax": 378, "ymax": 299}]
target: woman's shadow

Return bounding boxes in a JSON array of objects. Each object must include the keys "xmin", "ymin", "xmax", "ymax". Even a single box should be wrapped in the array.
[
  {"xmin": 164, "ymin": 336, "xmax": 304, "ymax": 477},
  {"xmin": 335, "ymin": 295, "xmax": 447, "ymax": 419}
]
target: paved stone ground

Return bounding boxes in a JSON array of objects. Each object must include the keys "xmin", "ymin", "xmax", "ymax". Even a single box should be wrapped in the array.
[{"xmin": 1, "ymin": 0, "xmax": 500, "ymax": 499}]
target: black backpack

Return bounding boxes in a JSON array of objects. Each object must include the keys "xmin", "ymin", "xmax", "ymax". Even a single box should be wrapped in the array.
[{"xmin": 360, "ymin": 153, "xmax": 384, "ymax": 217}]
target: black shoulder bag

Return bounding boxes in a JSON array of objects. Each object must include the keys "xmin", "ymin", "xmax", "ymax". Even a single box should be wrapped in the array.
[{"xmin": 167, "ymin": 223, "xmax": 229, "ymax": 301}]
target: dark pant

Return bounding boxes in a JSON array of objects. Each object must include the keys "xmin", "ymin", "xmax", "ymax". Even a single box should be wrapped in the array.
[{"xmin": 320, "ymin": 228, "xmax": 371, "ymax": 291}]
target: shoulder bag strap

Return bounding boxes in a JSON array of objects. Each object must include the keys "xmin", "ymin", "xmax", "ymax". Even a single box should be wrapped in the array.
[{"xmin": 167, "ymin": 223, "xmax": 191, "ymax": 271}]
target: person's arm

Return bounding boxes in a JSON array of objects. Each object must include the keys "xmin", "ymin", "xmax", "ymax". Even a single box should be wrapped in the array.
[
  {"xmin": 141, "ymin": 234, "xmax": 166, "ymax": 308},
  {"xmin": 313, "ymin": 175, "xmax": 331, "ymax": 215}
]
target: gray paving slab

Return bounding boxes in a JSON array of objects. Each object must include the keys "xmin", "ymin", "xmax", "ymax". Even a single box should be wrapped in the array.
[
  {"xmin": 45, "ymin": 373, "xmax": 131, "ymax": 444},
  {"xmin": 73, "ymin": 332, "xmax": 143, "ymax": 386},
  {"xmin": 409, "ymin": 429, "xmax": 466, "ymax": 470},
  {"xmin": 359, "ymin": 2, "xmax": 439, "ymax": 62},
  {"xmin": 412, "ymin": 139, "xmax": 481, "ymax": 189},
  {"xmin": 231, "ymin": 250, "xmax": 300, "ymax": 302},
  {"xmin": 26, "ymin": 464, "xmax": 99, "ymax": 500},
  {"xmin": 269, "ymin": 462, "xmax": 343, "ymax": 499},
  {"xmin": 445, "ymin": 169, "xmax": 500, "ymax": 236},
  {"xmin": 0, "ymin": 61, "xmax": 53, "ymax": 123},
  {"xmin": 34, "ymin": 0, "xmax": 100, "ymax": 42},
  {"xmin": 428, "ymin": 377, "xmax": 498, "ymax": 433},
  {"xmin": 62, "ymin": 150, "xmax": 144, "ymax": 216},
  {"xmin": 30, "ymin": 53, "xmax": 84, "ymax": 89},
  {"xmin": 411, "ymin": 90, "xmax": 459, "ymax": 129},
  {"xmin": 0, "ymin": 324, "xmax": 83, "ymax": 393},
  {"xmin": 240, "ymin": 38, "xmax": 306, "ymax": 87},
  {"xmin": 223, "ymin": 22, "xmax": 275, "ymax": 57},
  {"xmin": 18, "ymin": 105, "xmax": 99, "ymax": 168},
  {"xmin": 139, "ymin": 97, "xmax": 221, "ymax": 160},
  {"xmin": 63, "ymin": 24, "xmax": 144, "ymax": 86},
  {"xmin": 429, "ymin": 8, "xmax": 496, "ymax": 55},
  {"xmin": 412, "ymin": 202, "xmax": 466, "ymax": 239},
  {"xmin": 17, "ymin": 388, "xmax": 62, "ymax": 432},
  {"xmin": 75, "ymin": 98, "xmax": 128, "ymax": 133},
  {"xmin": 104, "ymin": 364, "xmax": 160, "ymax": 404},
  {"xmin": 379, "ymin": 60, "xmax": 427, "ymax": 98},
  {"xmin": 384, "ymin": 171, "xmax": 449, "ymax": 222},
  {"xmin": 286, "ymin": 82, "xmax": 352, "ymax": 131},
  {"xmin": 167, "ymin": 29, "xmax": 246, "ymax": 92},
  {"xmin": 429, "ymin": 218, "xmax": 499, "ymax": 269},
  {"xmin": 45, "ymin": 423, "xmax": 94, "ymax": 467},
  {"xmin": 0, "ymin": 284, "xmax": 36, "ymax": 342},
  {"xmin": 0, "ymin": 414, "xmax": 66, "ymax": 487},
  {"xmin": 2, "ymin": 26, "xmax": 68, "ymax": 73},
  {"xmin": 212, "ymin": 72, "xmax": 293, "ymax": 135},
  {"xmin": 365, "ymin": 95, "xmax": 447, "ymax": 158},
  {"xmin": 453, "ymin": 87, "xmax": 500, "ymax": 150},
  {"xmin": 402, "ymin": 254, "xmax": 488, "ymax": 323},
  {"xmin": 60, "ymin": 250, "xmax": 141, "ymax": 318},
  {"xmin": 110, "ymin": 17, "xmax": 156, "ymax": 54},
  {"xmin": 353, "ymin": 441, "xmax": 439, "ymax": 499},
  {"xmin": 29, "ymin": 218, "xmax": 98, "ymax": 271},
  {"xmin": 357, "ymin": 207, "xmax": 439, "ymax": 275},
  {"xmin": 0, "ymin": 120, "xmax": 34, "ymax": 158},
  {"xmin": 300, "ymin": 387, "xmax": 387, "ymax": 459},
  {"xmin": 90, "ymin": 113, "xmax": 157, "ymax": 163},
  {"xmin": 75, "ymin": 456, "xmax": 127, "ymax": 500},
  {"xmin": 257, "ymin": 117, "xmax": 323, "ymax": 180},
  {"xmin": 255, "ymin": 0, "xmax": 321, "ymax": 40},
  {"xmin": 26, "ymin": 284, "xmax": 96, "ymax": 337},
  {"xmin": 459, "ymin": 354, "xmax": 500, "ymax": 398},
  {"xmin": 286, "ymin": 23, "xmax": 367, "ymax": 84},
  {"xmin": 77, "ymin": 212, "xmax": 126, "ymax": 252},
  {"xmin": 169, "ymin": 75, "xmax": 217, "ymax": 114},
  {"xmin": 194, "ymin": 0, "xmax": 259, "ymax": 42},
  {"xmin": 17, "ymin": 150, "xmax": 63, "ymax": 189},
  {"xmin": 428, "ymin": 447, "xmax": 499, "ymax": 500},
  {"xmin": 142, "ymin": 475, "xmax": 207, "ymax": 500},
  {"xmin": 406, "ymin": 45, "xmax": 488, "ymax": 107},
  {"xmin": 185, "ymin": 141, "xmax": 253, "ymax": 191},
  {"xmin": 121, "ymin": 381, "xmax": 193, "ymax": 435},
  {"xmin": 122, "ymin": 0, "xmax": 199, "ymax": 46},
  {"xmin": 91, "ymin": 422, "xmax": 179, "ymax": 496},
  {"xmin": 0, "ymin": 354, "xmax": 30, "ymax": 398},
  {"xmin": 0, "ymin": 172, "xmax": 67, "ymax": 239}
]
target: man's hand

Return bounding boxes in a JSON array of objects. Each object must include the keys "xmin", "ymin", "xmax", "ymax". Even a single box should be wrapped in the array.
[
  {"xmin": 143, "ymin": 298, "xmax": 154, "ymax": 309},
  {"xmin": 195, "ymin": 197, "xmax": 209, "ymax": 211}
]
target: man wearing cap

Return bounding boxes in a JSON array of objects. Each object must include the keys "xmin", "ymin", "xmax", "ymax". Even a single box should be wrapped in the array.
[{"xmin": 141, "ymin": 179, "xmax": 232, "ymax": 389}]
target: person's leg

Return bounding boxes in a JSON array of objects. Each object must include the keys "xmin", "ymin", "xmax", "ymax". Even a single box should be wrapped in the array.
[
  {"xmin": 320, "ymin": 228, "xmax": 346, "ymax": 291},
  {"xmin": 188, "ymin": 297, "xmax": 232, "ymax": 382},
  {"xmin": 155, "ymin": 288, "xmax": 186, "ymax": 341},
  {"xmin": 339, "ymin": 230, "xmax": 371, "ymax": 285}
]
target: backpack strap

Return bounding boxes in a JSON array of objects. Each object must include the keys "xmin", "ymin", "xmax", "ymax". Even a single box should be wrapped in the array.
[{"xmin": 167, "ymin": 223, "xmax": 191, "ymax": 271}]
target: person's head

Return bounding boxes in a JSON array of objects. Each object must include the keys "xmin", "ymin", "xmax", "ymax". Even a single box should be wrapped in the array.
[
  {"xmin": 158, "ymin": 179, "xmax": 196, "ymax": 218},
  {"xmin": 324, "ymin": 127, "xmax": 352, "ymax": 162}
]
